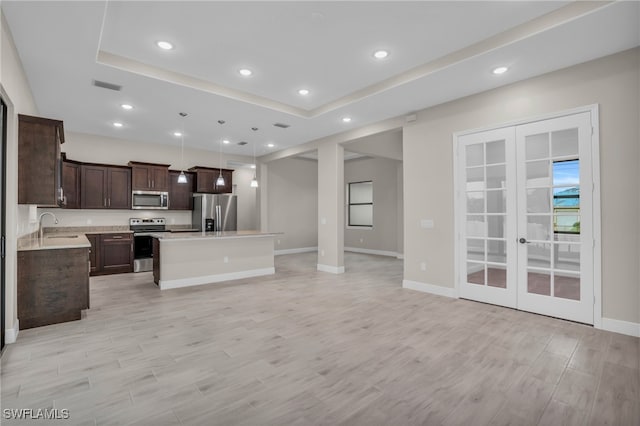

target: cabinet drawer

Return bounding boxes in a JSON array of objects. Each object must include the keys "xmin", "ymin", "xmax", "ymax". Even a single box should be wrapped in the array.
[{"xmin": 100, "ymin": 233, "xmax": 132, "ymax": 243}]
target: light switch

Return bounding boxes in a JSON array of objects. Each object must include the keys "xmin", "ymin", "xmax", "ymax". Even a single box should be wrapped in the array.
[
  {"xmin": 420, "ymin": 219, "xmax": 434, "ymax": 229},
  {"xmin": 321, "ymin": 218, "xmax": 327, "ymax": 225}
]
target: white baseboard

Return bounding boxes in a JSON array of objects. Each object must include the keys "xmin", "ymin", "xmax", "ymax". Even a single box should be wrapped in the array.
[
  {"xmin": 402, "ymin": 279, "xmax": 456, "ymax": 299},
  {"xmin": 344, "ymin": 247, "xmax": 400, "ymax": 258},
  {"xmin": 600, "ymin": 317, "xmax": 640, "ymax": 338},
  {"xmin": 159, "ymin": 268, "xmax": 275, "ymax": 290},
  {"xmin": 317, "ymin": 264, "xmax": 345, "ymax": 274},
  {"xmin": 5, "ymin": 319, "xmax": 19, "ymax": 344},
  {"xmin": 275, "ymin": 247, "xmax": 317, "ymax": 256}
]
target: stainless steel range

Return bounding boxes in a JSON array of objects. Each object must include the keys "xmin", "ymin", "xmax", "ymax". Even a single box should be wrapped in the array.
[{"xmin": 130, "ymin": 218, "xmax": 168, "ymax": 272}]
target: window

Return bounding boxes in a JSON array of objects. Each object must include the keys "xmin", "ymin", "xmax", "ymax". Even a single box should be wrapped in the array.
[
  {"xmin": 552, "ymin": 159, "xmax": 580, "ymax": 234},
  {"xmin": 348, "ymin": 181, "xmax": 373, "ymax": 227}
]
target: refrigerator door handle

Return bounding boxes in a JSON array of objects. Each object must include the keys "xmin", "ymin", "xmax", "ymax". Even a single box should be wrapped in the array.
[{"xmin": 216, "ymin": 205, "xmax": 221, "ymax": 231}]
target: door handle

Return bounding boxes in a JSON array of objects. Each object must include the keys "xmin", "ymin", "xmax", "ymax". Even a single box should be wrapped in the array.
[{"xmin": 518, "ymin": 238, "xmax": 530, "ymax": 244}]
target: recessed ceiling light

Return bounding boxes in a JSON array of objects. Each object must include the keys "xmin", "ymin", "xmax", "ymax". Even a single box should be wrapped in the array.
[
  {"xmin": 298, "ymin": 89, "xmax": 310, "ymax": 96},
  {"xmin": 222, "ymin": 139, "xmax": 230, "ymax": 144},
  {"xmin": 113, "ymin": 122, "xmax": 123, "ymax": 128},
  {"xmin": 121, "ymin": 104, "xmax": 133, "ymax": 110},
  {"xmin": 156, "ymin": 41, "xmax": 173, "ymax": 50},
  {"xmin": 492, "ymin": 66, "xmax": 508, "ymax": 75},
  {"xmin": 267, "ymin": 143, "xmax": 275, "ymax": 148},
  {"xmin": 342, "ymin": 117, "xmax": 352, "ymax": 123},
  {"xmin": 373, "ymin": 50, "xmax": 389, "ymax": 59},
  {"xmin": 251, "ymin": 164, "xmax": 256, "ymax": 169},
  {"xmin": 173, "ymin": 131, "xmax": 182, "ymax": 137},
  {"xmin": 239, "ymin": 68, "xmax": 253, "ymax": 77}
]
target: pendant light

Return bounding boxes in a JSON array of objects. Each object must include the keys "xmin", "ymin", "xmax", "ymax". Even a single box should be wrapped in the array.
[
  {"xmin": 216, "ymin": 120, "xmax": 226, "ymax": 187},
  {"xmin": 250, "ymin": 141, "xmax": 258, "ymax": 188},
  {"xmin": 249, "ymin": 127, "xmax": 259, "ymax": 188},
  {"xmin": 177, "ymin": 112, "xmax": 188, "ymax": 184}
]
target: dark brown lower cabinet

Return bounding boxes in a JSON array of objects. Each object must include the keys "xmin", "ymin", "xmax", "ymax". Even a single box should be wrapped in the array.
[
  {"xmin": 18, "ymin": 247, "xmax": 89, "ymax": 329},
  {"xmin": 153, "ymin": 237, "xmax": 160, "ymax": 285},
  {"xmin": 88, "ymin": 233, "xmax": 133, "ymax": 276}
]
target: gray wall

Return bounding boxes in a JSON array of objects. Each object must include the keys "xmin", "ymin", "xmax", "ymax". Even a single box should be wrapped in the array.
[
  {"xmin": 267, "ymin": 157, "xmax": 318, "ymax": 251},
  {"xmin": 403, "ymin": 47, "xmax": 639, "ymax": 324},
  {"xmin": 344, "ymin": 157, "xmax": 403, "ymax": 255}
]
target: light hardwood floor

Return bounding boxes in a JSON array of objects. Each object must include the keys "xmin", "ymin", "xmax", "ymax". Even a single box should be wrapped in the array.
[{"xmin": 1, "ymin": 252, "xmax": 638, "ymax": 425}]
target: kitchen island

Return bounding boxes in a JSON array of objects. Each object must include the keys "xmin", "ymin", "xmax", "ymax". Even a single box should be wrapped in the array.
[{"xmin": 152, "ymin": 231, "xmax": 278, "ymax": 290}]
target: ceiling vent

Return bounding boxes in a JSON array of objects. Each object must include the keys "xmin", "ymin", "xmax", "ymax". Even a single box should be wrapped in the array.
[
  {"xmin": 92, "ymin": 79, "xmax": 122, "ymax": 91},
  {"xmin": 237, "ymin": 141, "xmax": 248, "ymax": 146},
  {"xmin": 273, "ymin": 122, "xmax": 290, "ymax": 129}
]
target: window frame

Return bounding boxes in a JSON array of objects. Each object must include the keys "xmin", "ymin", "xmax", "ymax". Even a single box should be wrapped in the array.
[{"xmin": 347, "ymin": 180, "xmax": 373, "ymax": 228}]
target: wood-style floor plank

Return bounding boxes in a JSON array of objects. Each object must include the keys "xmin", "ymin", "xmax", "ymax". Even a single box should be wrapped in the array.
[{"xmin": 1, "ymin": 252, "xmax": 638, "ymax": 425}]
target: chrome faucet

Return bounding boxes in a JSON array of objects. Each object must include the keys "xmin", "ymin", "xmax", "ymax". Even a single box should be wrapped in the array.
[{"xmin": 38, "ymin": 212, "xmax": 59, "ymax": 240}]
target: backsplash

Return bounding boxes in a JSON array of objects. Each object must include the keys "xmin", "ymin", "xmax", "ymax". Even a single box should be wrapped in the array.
[{"xmin": 35, "ymin": 208, "xmax": 192, "ymax": 228}]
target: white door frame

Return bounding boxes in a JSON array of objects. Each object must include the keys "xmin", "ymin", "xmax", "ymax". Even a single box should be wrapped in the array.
[{"xmin": 452, "ymin": 104, "xmax": 601, "ymax": 328}]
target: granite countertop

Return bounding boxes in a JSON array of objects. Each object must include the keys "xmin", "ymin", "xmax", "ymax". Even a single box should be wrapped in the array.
[
  {"xmin": 153, "ymin": 230, "xmax": 280, "ymax": 242},
  {"xmin": 18, "ymin": 234, "xmax": 91, "ymax": 251},
  {"xmin": 44, "ymin": 226, "xmax": 132, "ymax": 235}
]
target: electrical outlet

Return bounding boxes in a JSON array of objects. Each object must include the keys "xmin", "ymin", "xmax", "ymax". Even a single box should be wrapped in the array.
[
  {"xmin": 359, "ymin": 238, "xmax": 364, "ymax": 243},
  {"xmin": 420, "ymin": 262, "xmax": 427, "ymax": 271},
  {"xmin": 277, "ymin": 239, "xmax": 281, "ymax": 245},
  {"xmin": 320, "ymin": 250, "xmax": 325, "ymax": 257},
  {"xmin": 224, "ymin": 256, "xmax": 229, "ymax": 263}
]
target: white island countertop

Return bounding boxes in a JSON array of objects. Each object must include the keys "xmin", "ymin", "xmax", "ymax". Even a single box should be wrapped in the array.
[{"xmin": 151, "ymin": 230, "xmax": 280, "ymax": 242}]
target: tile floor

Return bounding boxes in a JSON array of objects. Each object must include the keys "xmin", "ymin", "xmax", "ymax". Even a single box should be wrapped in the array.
[{"xmin": 1, "ymin": 252, "xmax": 638, "ymax": 425}]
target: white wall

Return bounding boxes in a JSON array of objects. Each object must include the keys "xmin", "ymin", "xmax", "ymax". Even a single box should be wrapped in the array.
[
  {"xmin": 344, "ymin": 157, "xmax": 402, "ymax": 255},
  {"xmin": 267, "ymin": 157, "xmax": 318, "ymax": 251},
  {"xmin": 1, "ymin": 11, "xmax": 39, "ymax": 340},
  {"xmin": 39, "ymin": 131, "xmax": 258, "ymax": 230},
  {"xmin": 403, "ymin": 47, "xmax": 640, "ymax": 325}
]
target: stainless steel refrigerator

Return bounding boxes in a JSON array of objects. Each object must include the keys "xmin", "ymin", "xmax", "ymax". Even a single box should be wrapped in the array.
[{"xmin": 192, "ymin": 193, "xmax": 237, "ymax": 232}]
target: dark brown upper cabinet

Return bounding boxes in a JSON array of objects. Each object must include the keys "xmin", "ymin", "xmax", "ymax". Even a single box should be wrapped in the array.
[
  {"xmin": 168, "ymin": 170, "xmax": 195, "ymax": 210},
  {"xmin": 80, "ymin": 164, "xmax": 131, "ymax": 209},
  {"xmin": 18, "ymin": 114, "xmax": 65, "ymax": 206},
  {"xmin": 129, "ymin": 161, "xmax": 170, "ymax": 191},
  {"xmin": 189, "ymin": 166, "xmax": 233, "ymax": 194},
  {"xmin": 61, "ymin": 159, "xmax": 81, "ymax": 209}
]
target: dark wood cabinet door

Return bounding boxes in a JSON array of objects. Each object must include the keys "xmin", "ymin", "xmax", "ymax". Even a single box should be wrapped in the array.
[
  {"xmin": 168, "ymin": 171, "xmax": 194, "ymax": 210},
  {"xmin": 131, "ymin": 165, "xmax": 151, "ymax": 190},
  {"xmin": 152, "ymin": 166, "xmax": 169, "ymax": 191},
  {"xmin": 62, "ymin": 161, "xmax": 80, "ymax": 209},
  {"xmin": 80, "ymin": 165, "xmax": 107, "ymax": 209},
  {"xmin": 18, "ymin": 115, "xmax": 64, "ymax": 206},
  {"xmin": 195, "ymin": 169, "xmax": 216, "ymax": 193},
  {"xmin": 107, "ymin": 167, "xmax": 131, "ymax": 209},
  {"xmin": 100, "ymin": 234, "xmax": 133, "ymax": 274},
  {"xmin": 87, "ymin": 234, "xmax": 100, "ymax": 275}
]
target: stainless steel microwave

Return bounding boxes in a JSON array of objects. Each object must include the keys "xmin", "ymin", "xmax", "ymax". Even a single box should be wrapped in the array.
[{"xmin": 132, "ymin": 190, "xmax": 169, "ymax": 210}]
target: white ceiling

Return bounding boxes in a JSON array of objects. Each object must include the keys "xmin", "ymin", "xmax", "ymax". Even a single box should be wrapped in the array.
[{"xmin": 2, "ymin": 1, "xmax": 639, "ymax": 158}]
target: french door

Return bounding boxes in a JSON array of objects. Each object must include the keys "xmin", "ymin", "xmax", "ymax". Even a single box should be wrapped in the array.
[{"xmin": 457, "ymin": 111, "xmax": 595, "ymax": 324}]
